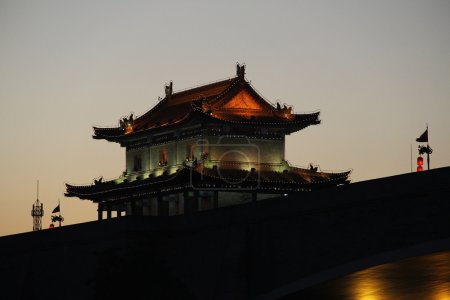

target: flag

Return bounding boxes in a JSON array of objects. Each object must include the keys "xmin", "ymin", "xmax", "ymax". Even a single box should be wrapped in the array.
[
  {"xmin": 416, "ymin": 129, "xmax": 428, "ymax": 143},
  {"xmin": 52, "ymin": 204, "xmax": 60, "ymax": 214}
]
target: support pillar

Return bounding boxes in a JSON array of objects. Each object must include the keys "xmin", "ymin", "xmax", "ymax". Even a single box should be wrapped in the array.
[
  {"xmin": 194, "ymin": 190, "xmax": 199, "ymax": 211},
  {"xmin": 157, "ymin": 194, "xmax": 164, "ymax": 216},
  {"xmin": 184, "ymin": 191, "xmax": 198, "ymax": 214},
  {"xmin": 97, "ymin": 203, "xmax": 103, "ymax": 221},
  {"xmin": 135, "ymin": 200, "xmax": 143, "ymax": 216},
  {"xmin": 106, "ymin": 204, "xmax": 112, "ymax": 219},
  {"xmin": 125, "ymin": 201, "xmax": 131, "ymax": 216},
  {"xmin": 213, "ymin": 191, "xmax": 219, "ymax": 209},
  {"xmin": 142, "ymin": 199, "xmax": 149, "ymax": 216},
  {"xmin": 183, "ymin": 191, "xmax": 190, "ymax": 214},
  {"xmin": 130, "ymin": 200, "xmax": 136, "ymax": 216},
  {"xmin": 193, "ymin": 191, "xmax": 199, "ymax": 212}
]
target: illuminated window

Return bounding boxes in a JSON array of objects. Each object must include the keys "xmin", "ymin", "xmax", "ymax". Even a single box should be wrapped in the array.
[
  {"xmin": 159, "ymin": 150, "xmax": 168, "ymax": 166},
  {"xmin": 186, "ymin": 144, "xmax": 195, "ymax": 161}
]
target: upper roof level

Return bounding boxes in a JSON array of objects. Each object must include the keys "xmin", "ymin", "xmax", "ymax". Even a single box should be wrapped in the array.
[{"xmin": 93, "ymin": 64, "xmax": 320, "ymax": 143}]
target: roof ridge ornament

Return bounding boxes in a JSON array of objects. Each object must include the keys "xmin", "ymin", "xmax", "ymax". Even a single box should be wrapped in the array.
[
  {"xmin": 236, "ymin": 63, "xmax": 245, "ymax": 80},
  {"xmin": 165, "ymin": 81, "xmax": 173, "ymax": 98},
  {"xmin": 119, "ymin": 113, "xmax": 134, "ymax": 134},
  {"xmin": 276, "ymin": 101, "xmax": 294, "ymax": 120}
]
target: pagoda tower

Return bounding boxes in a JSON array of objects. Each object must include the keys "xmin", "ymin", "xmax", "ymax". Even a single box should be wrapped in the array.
[{"xmin": 66, "ymin": 64, "xmax": 350, "ymax": 219}]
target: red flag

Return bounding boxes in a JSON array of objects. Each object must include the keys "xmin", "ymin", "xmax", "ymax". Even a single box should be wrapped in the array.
[{"xmin": 416, "ymin": 129, "xmax": 428, "ymax": 143}]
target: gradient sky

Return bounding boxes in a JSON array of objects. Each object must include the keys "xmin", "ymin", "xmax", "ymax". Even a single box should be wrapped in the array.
[{"xmin": 1, "ymin": 0, "xmax": 449, "ymax": 237}]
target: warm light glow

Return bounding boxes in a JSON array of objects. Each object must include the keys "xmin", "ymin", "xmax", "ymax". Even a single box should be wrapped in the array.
[
  {"xmin": 349, "ymin": 269, "xmax": 384, "ymax": 300},
  {"xmin": 222, "ymin": 90, "xmax": 263, "ymax": 111},
  {"xmin": 280, "ymin": 106, "xmax": 294, "ymax": 120},
  {"xmin": 428, "ymin": 251, "xmax": 450, "ymax": 300},
  {"xmin": 124, "ymin": 125, "xmax": 133, "ymax": 134},
  {"xmin": 154, "ymin": 169, "xmax": 163, "ymax": 177},
  {"xmin": 417, "ymin": 156, "xmax": 424, "ymax": 166},
  {"xmin": 338, "ymin": 251, "xmax": 450, "ymax": 300},
  {"xmin": 168, "ymin": 166, "xmax": 178, "ymax": 175},
  {"xmin": 434, "ymin": 287, "xmax": 450, "ymax": 300}
]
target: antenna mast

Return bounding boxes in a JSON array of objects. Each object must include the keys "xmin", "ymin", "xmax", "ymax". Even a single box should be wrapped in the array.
[{"xmin": 31, "ymin": 180, "xmax": 44, "ymax": 231}]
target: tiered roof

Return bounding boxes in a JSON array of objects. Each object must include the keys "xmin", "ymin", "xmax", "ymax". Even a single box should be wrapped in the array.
[
  {"xmin": 65, "ymin": 165, "xmax": 351, "ymax": 201},
  {"xmin": 93, "ymin": 66, "xmax": 320, "ymax": 142},
  {"xmin": 66, "ymin": 65, "xmax": 351, "ymax": 202}
]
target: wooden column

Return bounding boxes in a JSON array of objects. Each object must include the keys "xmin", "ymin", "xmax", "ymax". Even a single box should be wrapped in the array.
[
  {"xmin": 97, "ymin": 203, "xmax": 103, "ymax": 221},
  {"xmin": 130, "ymin": 200, "xmax": 137, "ymax": 216},
  {"xmin": 252, "ymin": 191, "xmax": 257, "ymax": 202},
  {"xmin": 194, "ymin": 190, "xmax": 199, "ymax": 211},
  {"xmin": 106, "ymin": 203, "xmax": 112, "ymax": 219},
  {"xmin": 183, "ymin": 191, "xmax": 190, "ymax": 214},
  {"xmin": 157, "ymin": 194, "xmax": 164, "ymax": 216},
  {"xmin": 136, "ymin": 200, "xmax": 144, "ymax": 216},
  {"xmin": 193, "ymin": 191, "xmax": 199, "ymax": 212},
  {"xmin": 213, "ymin": 191, "xmax": 219, "ymax": 209},
  {"xmin": 184, "ymin": 191, "xmax": 198, "ymax": 214},
  {"xmin": 142, "ymin": 199, "xmax": 149, "ymax": 216}
]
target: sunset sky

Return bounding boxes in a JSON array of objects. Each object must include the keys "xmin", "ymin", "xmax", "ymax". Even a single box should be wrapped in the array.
[{"xmin": 1, "ymin": 0, "xmax": 449, "ymax": 237}]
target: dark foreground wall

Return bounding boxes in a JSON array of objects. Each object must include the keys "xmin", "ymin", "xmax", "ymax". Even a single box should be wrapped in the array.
[{"xmin": 1, "ymin": 167, "xmax": 450, "ymax": 300}]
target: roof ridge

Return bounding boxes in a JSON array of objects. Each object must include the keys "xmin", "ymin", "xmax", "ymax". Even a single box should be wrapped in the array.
[
  {"xmin": 133, "ymin": 97, "xmax": 168, "ymax": 124},
  {"xmin": 133, "ymin": 76, "xmax": 237, "ymax": 124},
  {"xmin": 205, "ymin": 77, "xmax": 241, "ymax": 104},
  {"xmin": 171, "ymin": 76, "xmax": 236, "ymax": 96}
]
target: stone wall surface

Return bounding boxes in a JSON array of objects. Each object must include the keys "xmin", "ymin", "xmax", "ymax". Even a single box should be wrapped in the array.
[{"xmin": 1, "ymin": 167, "xmax": 449, "ymax": 300}]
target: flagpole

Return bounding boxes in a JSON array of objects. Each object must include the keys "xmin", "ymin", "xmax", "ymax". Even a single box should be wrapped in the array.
[
  {"xmin": 58, "ymin": 199, "xmax": 61, "ymax": 227},
  {"xmin": 410, "ymin": 144, "xmax": 412, "ymax": 173},
  {"xmin": 416, "ymin": 125, "xmax": 432, "ymax": 172},
  {"xmin": 427, "ymin": 124, "xmax": 430, "ymax": 170}
]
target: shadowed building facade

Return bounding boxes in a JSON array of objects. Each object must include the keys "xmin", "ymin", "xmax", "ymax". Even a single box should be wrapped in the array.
[{"xmin": 65, "ymin": 65, "xmax": 350, "ymax": 219}]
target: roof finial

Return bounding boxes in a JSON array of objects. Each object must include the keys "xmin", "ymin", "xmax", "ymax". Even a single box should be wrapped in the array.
[
  {"xmin": 165, "ymin": 81, "xmax": 173, "ymax": 98},
  {"xmin": 119, "ymin": 113, "xmax": 134, "ymax": 134},
  {"xmin": 236, "ymin": 63, "xmax": 245, "ymax": 79}
]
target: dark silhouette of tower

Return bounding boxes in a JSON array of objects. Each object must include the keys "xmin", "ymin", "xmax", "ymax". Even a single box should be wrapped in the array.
[{"xmin": 31, "ymin": 181, "xmax": 44, "ymax": 231}]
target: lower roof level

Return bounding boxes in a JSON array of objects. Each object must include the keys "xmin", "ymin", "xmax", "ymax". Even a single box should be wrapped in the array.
[{"xmin": 65, "ymin": 164, "xmax": 351, "ymax": 203}]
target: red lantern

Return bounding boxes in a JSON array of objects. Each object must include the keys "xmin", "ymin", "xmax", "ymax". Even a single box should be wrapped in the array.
[
  {"xmin": 417, "ymin": 156, "xmax": 423, "ymax": 166},
  {"xmin": 417, "ymin": 156, "xmax": 424, "ymax": 172}
]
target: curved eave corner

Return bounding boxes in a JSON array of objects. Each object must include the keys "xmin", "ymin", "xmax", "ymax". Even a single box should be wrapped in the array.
[
  {"xmin": 92, "ymin": 126, "xmax": 124, "ymax": 142},
  {"xmin": 328, "ymin": 169, "xmax": 352, "ymax": 186},
  {"xmin": 65, "ymin": 183, "xmax": 90, "ymax": 200},
  {"xmin": 294, "ymin": 111, "xmax": 320, "ymax": 124},
  {"xmin": 294, "ymin": 166, "xmax": 352, "ymax": 186}
]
